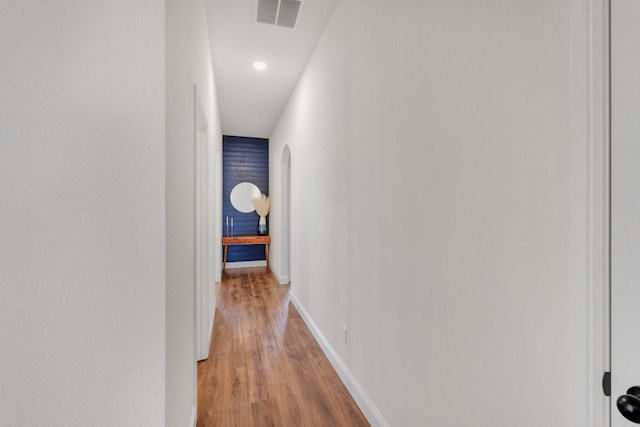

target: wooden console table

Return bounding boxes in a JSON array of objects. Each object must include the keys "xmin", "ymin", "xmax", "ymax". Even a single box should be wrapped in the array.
[{"xmin": 222, "ymin": 235, "xmax": 271, "ymax": 271}]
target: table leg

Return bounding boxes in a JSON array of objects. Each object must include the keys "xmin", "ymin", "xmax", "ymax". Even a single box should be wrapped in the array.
[
  {"xmin": 223, "ymin": 244, "xmax": 228, "ymax": 271},
  {"xmin": 265, "ymin": 243, "xmax": 269, "ymax": 271}
]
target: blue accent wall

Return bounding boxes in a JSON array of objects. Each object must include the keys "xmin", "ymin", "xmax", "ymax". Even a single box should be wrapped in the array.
[{"xmin": 223, "ymin": 135, "xmax": 269, "ymax": 262}]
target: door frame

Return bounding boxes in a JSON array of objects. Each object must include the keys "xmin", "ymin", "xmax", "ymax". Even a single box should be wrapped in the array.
[
  {"xmin": 280, "ymin": 145, "xmax": 292, "ymax": 284},
  {"xmin": 570, "ymin": 0, "xmax": 610, "ymax": 426},
  {"xmin": 194, "ymin": 85, "xmax": 213, "ymax": 363}
]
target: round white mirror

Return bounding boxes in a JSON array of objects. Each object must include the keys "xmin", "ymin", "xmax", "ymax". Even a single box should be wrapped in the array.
[{"xmin": 230, "ymin": 182, "xmax": 261, "ymax": 213}]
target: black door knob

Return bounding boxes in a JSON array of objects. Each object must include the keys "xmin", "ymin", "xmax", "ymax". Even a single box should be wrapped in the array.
[
  {"xmin": 628, "ymin": 387, "xmax": 640, "ymax": 399},
  {"xmin": 618, "ymin": 387, "xmax": 640, "ymax": 423}
]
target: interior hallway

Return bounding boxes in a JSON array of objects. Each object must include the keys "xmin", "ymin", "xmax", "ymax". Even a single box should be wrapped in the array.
[
  {"xmin": 2, "ymin": 0, "xmax": 597, "ymax": 425},
  {"xmin": 197, "ymin": 268, "xmax": 369, "ymax": 426}
]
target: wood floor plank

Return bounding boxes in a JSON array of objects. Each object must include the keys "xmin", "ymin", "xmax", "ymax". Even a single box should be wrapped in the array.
[{"xmin": 197, "ymin": 267, "xmax": 370, "ymax": 427}]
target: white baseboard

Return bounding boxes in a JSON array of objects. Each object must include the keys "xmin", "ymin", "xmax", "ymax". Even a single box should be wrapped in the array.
[
  {"xmin": 215, "ymin": 272, "xmax": 221, "ymax": 282},
  {"xmin": 189, "ymin": 405, "xmax": 196, "ymax": 427},
  {"xmin": 272, "ymin": 268, "xmax": 290, "ymax": 285},
  {"xmin": 289, "ymin": 293, "xmax": 389, "ymax": 427},
  {"xmin": 225, "ymin": 260, "xmax": 266, "ymax": 269}
]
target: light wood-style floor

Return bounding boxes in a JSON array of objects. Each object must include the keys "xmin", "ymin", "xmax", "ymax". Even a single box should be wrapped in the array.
[{"xmin": 197, "ymin": 267, "xmax": 370, "ymax": 427}]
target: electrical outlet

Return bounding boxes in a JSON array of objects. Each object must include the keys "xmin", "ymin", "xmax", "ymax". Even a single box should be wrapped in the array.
[{"xmin": 342, "ymin": 325, "xmax": 348, "ymax": 345}]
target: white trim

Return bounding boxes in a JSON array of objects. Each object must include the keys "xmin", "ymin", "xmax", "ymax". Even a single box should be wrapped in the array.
[
  {"xmin": 189, "ymin": 405, "xmax": 197, "ymax": 427},
  {"xmin": 570, "ymin": 0, "xmax": 610, "ymax": 426},
  {"xmin": 225, "ymin": 260, "xmax": 267, "ymax": 269},
  {"xmin": 214, "ymin": 149, "xmax": 223, "ymax": 283},
  {"xmin": 272, "ymin": 268, "xmax": 290, "ymax": 285},
  {"xmin": 194, "ymin": 86, "xmax": 212, "ymax": 362},
  {"xmin": 281, "ymin": 145, "xmax": 292, "ymax": 283},
  {"xmin": 289, "ymin": 293, "xmax": 389, "ymax": 427}
]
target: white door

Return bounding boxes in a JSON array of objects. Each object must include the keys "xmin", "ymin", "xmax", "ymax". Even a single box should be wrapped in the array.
[{"xmin": 611, "ymin": 0, "xmax": 640, "ymax": 424}]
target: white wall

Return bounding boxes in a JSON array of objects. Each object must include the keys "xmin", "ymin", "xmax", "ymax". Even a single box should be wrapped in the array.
[
  {"xmin": 0, "ymin": 1, "xmax": 166, "ymax": 426},
  {"xmin": 166, "ymin": 0, "xmax": 221, "ymax": 425},
  {"xmin": 270, "ymin": 0, "xmax": 572, "ymax": 425}
]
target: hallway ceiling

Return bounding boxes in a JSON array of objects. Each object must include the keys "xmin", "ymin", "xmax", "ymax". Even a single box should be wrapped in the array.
[{"xmin": 205, "ymin": 0, "xmax": 338, "ymax": 139}]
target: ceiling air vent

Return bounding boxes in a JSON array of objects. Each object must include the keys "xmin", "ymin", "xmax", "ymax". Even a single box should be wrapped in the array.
[{"xmin": 256, "ymin": 0, "xmax": 303, "ymax": 29}]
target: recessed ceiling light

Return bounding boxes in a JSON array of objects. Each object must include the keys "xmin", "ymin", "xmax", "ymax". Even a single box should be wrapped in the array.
[{"xmin": 253, "ymin": 61, "xmax": 267, "ymax": 71}]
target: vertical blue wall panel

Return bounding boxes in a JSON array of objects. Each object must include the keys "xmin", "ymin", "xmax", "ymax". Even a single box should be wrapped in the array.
[{"xmin": 223, "ymin": 135, "xmax": 269, "ymax": 262}]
